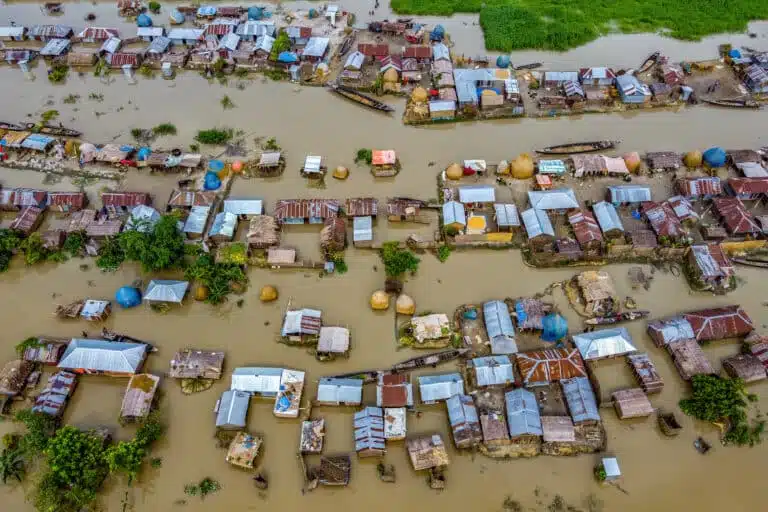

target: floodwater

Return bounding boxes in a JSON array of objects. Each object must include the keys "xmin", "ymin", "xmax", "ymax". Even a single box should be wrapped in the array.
[{"xmin": 1, "ymin": 3, "xmax": 768, "ymax": 511}]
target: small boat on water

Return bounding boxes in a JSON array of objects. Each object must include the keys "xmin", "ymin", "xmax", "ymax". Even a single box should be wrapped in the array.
[
  {"xmin": 585, "ymin": 310, "xmax": 649, "ymax": 326},
  {"xmin": 515, "ymin": 62, "xmax": 542, "ymax": 70},
  {"xmin": 0, "ymin": 121, "xmax": 25, "ymax": 131},
  {"xmin": 701, "ymin": 98, "xmax": 760, "ymax": 109},
  {"xmin": 637, "ymin": 51, "xmax": 661, "ymax": 74},
  {"xmin": 536, "ymin": 140, "xmax": 617, "ymax": 155},
  {"xmin": 658, "ymin": 411, "xmax": 682, "ymax": 437},
  {"xmin": 24, "ymin": 122, "xmax": 82, "ymax": 137},
  {"xmin": 731, "ymin": 257, "xmax": 768, "ymax": 268},
  {"xmin": 327, "ymin": 348, "xmax": 469, "ymax": 383},
  {"xmin": 694, "ymin": 437, "xmax": 711, "ymax": 454},
  {"xmin": 328, "ymin": 83, "xmax": 395, "ymax": 113}
]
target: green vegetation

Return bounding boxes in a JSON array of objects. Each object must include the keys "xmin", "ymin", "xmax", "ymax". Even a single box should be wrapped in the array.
[
  {"xmin": 390, "ymin": 0, "xmax": 768, "ymax": 51},
  {"xmin": 327, "ymin": 252, "xmax": 348, "ymax": 274},
  {"xmin": 148, "ymin": 1, "xmax": 161, "ymax": 13},
  {"xmin": 354, "ymin": 148, "xmax": 372, "ymax": 165},
  {"xmin": 270, "ymin": 31, "xmax": 291, "ymax": 60},
  {"xmin": 152, "ymin": 122, "xmax": 177, "ymax": 137},
  {"xmin": 48, "ymin": 64, "xmax": 69, "ymax": 83},
  {"xmin": 185, "ymin": 253, "xmax": 248, "ymax": 305},
  {"xmin": 217, "ymin": 242, "xmax": 248, "ymax": 265},
  {"xmin": 19, "ymin": 233, "xmax": 66, "ymax": 266},
  {"xmin": 105, "ymin": 415, "xmax": 165, "ymax": 484},
  {"xmin": 679, "ymin": 375, "xmax": 764, "ymax": 447},
  {"xmin": 95, "ymin": 236, "xmax": 125, "ymax": 271},
  {"xmin": 220, "ymin": 95, "xmax": 235, "ymax": 110},
  {"xmin": 41, "ymin": 110, "xmax": 59, "ymax": 123},
  {"xmin": 0, "ymin": 447, "xmax": 25, "ymax": 484},
  {"xmin": 88, "ymin": 92, "xmax": 104, "ymax": 102},
  {"xmin": 436, "ymin": 245, "xmax": 452, "ymax": 262},
  {"xmin": 15, "ymin": 337, "xmax": 41, "ymax": 357},
  {"xmin": 380, "ymin": 242, "xmax": 420, "ymax": 278},
  {"xmin": 15, "ymin": 410, "xmax": 59, "ymax": 455},
  {"xmin": 138, "ymin": 63, "xmax": 155, "ymax": 78},
  {"xmin": 195, "ymin": 127, "xmax": 233, "ymax": 145},
  {"xmin": 0, "ymin": 229, "xmax": 22, "ymax": 272},
  {"xmin": 63, "ymin": 231, "xmax": 86, "ymax": 256},
  {"xmin": 184, "ymin": 477, "xmax": 221, "ymax": 499},
  {"xmin": 62, "ymin": 94, "xmax": 80, "ymax": 104},
  {"xmin": 264, "ymin": 69, "xmax": 288, "ymax": 81},
  {"xmin": 95, "ymin": 214, "xmax": 185, "ymax": 272},
  {"xmin": 593, "ymin": 463, "xmax": 607, "ymax": 482}
]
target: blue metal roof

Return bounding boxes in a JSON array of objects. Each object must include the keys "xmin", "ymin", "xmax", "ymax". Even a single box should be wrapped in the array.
[
  {"xmin": 505, "ymin": 388, "xmax": 542, "ymax": 436},
  {"xmin": 483, "ymin": 300, "xmax": 515, "ymax": 340},
  {"xmin": 561, "ymin": 377, "xmax": 600, "ymax": 423}
]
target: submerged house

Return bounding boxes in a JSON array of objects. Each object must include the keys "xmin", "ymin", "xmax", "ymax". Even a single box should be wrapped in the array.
[
  {"xmin": 354, "ymin": 406, "xmax": 386, "ymax": 457},
  {"xmin": 483, "ymin": 300, "xmax": 518, "ymax": 354},
  {"xmin": 230, "ymin": 367, "xmax": 282, "ymax": 396},
  {"xmin": 316, "ymin": 377, "xmax": 363, "ymax": 406},
  {"xmin": 515, "ymin": 348, "xmax": 587, "ymax": 386},
  {"xmin": 676, "ymin": 177, "xmax": 723, "ymax": 200},
  {"xmin": 246, "ymin": 215, "xmax": 280, "ymax": 248},
  {"xmin": 183, "ymin": 206, "xmax": 211, "ymax": 240},
  {"xmin": 281, "ymin": 308, "xmax": 322, "ymax": 339},
  {"xmin": 57, "ymin": 339, "xmax": 148, "ymax": 376},
  {"xmin": 528, "ymin": 189, "xmax": 579, "ymax": 212},
  {"xmin": 522, "ymin": 208, "xmax": 555, "ymax": 249},
  {"xmin": 643, "ymin": 201, "xmax": 685, "ymax": 240},
  {"xmin": 446, "ymin": 394, "xmax": 483, "ymax": 449},
  {"xmin": 667, "ymin": 339, "xmax": 714, "ymax": 380},
  {"xmin": 505, "ymin": 388, "xmax": 543, "ymax": 439},
  {"xmin": 274, "ymin": 199, "xmax": 339, "ymax": 224},
  {"xmin": 607, "ymin": 185, "xmax": 651, "ymax": 205},
  {"xmin": 647, "ymin": 305, "xmax": 754, "ymax": 346},
  {"xmin": 406, "ymin": 435, "xmax": 449, "ymax": 471},
  {"xmin": 568, "ymin": 208, "xmax": 603, "ymax": 252},
  {"xmin": 615, "ymin": 74, "xmax": 651, "ymax": 104},
  {"xmin": 688, "ymin": 244, "xmax": 735, "ymax": 291},
  {"xmin": 169, "ymin": 349, "xmax": 225, "ymax": 380},
  {"xmin": 572, "ymin": 327, "xmax": 637, "ymax": 361},
  {"xmin": 579, "ymin": 67, "xmax": 616, "ymax": 86},
  {"xmin": 561, "ymin": 376, "xmax": 600, "ymax": 424},
  {"xmin": 468, "ymin": 356, "xmax": 514, "ymax": 387},
  {"xmin": 208, "ymin": 212, "xmax": 238, "ymax": 242},
  {"xmin": 143, "ymin": 280, "xmax": 189, "ymax": 305},
  {"xmin": 32, "ymin": 371, "xmax": 78, "ymax": 417},
  {"xmin": 744, "ymin": 64, "xmax": 768, "ymax": 93},
  {"xmin": 592, "ymin": 201, "xmax": 624, "ymax": 239},
  {"xmin": 418, "ymin": 373, "xmax": 464, "ymax": 404},
  {"xmin": 442, "ymin": 201, "xmax": 466, "ymax": 231},
  {"xmin": 120, "ymin": 373, "xmax": 160, "ymax": 422},
  {"xmin": 712, "ymin": 197, "xmax": 761, "ymax": 236},
  {"xmin": 376, "ymin": 373, "xmax": 414, "ymax": 408},
  {"xmin": 214, "ymin": 389, "xmax": 250, "ymax": 429},
  {"xmin": 47, "ymin": 192, "xmax": 87, "ymax": 213}
]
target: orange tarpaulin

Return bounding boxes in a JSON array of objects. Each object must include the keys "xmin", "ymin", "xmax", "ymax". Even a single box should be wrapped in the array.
[{"xmin": 372, "ymin": 150, "xmax": 396, "ymax": 166}]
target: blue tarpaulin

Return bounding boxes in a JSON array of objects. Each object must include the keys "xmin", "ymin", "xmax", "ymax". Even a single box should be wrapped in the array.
[
  {"xmin": 204, "ymin": 172, "xmax": 221, "ymax": 190},
  {"xmin": 248, "ymin": 6, "xmax": 264, "ymax": 20},
  {"xmin": 430, "ymin": 24, "xmax": 445, "ymax": 41},
  {"xmin": 277, "ymin": 51, "xmax": 298, "ymax": 63},
  {"xmin": 208, "ymin": 159, "xmax": 224, "ymax": 171},
  {"xmin": 116, "ymin": 286, "xmax": 142, "ymax": 308},
  {"xmin": 729, "ymin": 49, "xmax": 742, "ymax": 59},
  {"xmin": 137, "ymin": 147, "xmax": 152, "ymax": 161},
  {"xmin": 542, "ymin": 313, "xmax": 568, "ymax": 342},
  {"xmin": 496, "ymin": 55, "xmax": 510, "ymax": 68},
  {"xmin": 137, "ymin": 13, "xmax": 153, "ymax": 27},
  {"xmin": 169, "ymin": 9, "xmax": 185, "ymax": 24},
  {"xmin": 197, "ymin": 5, "xmax": 217, "ymax": 17},
  {"xmin": 703, "ymin": 147, "xmax": 726, "ymax": 168}
]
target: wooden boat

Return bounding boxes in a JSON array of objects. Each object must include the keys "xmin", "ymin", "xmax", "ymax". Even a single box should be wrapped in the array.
[
  {"xmin": 694, "ymin": 437, "xmax": 711, "ymax": 454},
  {"xmin": 658, "ymin": 411, "xmax": 682, "ymax": 437},
  {"xmin": 585, "ymin": 310, "xmax": 650, "ymax": 326},
  {"xmin": 43, "ymin": 2, "xmax": 63, "ymax": 14},
  {"xmin": 637, "ymin": 51, "xmax": 660, "ymax": 74},
  {"xmin": 339, "ymin": 33, "xmax": 355, "ymax": 56},
  {"xmin": 731, "ymin": 257, "xmax": 768, "ymax": 268},
  {"xmin": 24, "ymin": 122, "xmax": 82, "ymax": 137},
  {"xmin": 391, "ymin": 348, "xmax": 469, "ymax": 372},
  {"xmin": 536, "ymin": 140, "xmax": 617, "ymax": 155},
  {"xmin": 0, "ymin": 121, "xmax": 25, "ymax": 131},
  {"xmin": 701, "ymin": 98, "xmax": 760, "ymax": 109},
  {"xmin": 515, "ymin": 62, "xmax": 542, "ymax": 70},
  {"xmin": 328, "ymin": 83, "xmax": 394, "ymax": 113}
]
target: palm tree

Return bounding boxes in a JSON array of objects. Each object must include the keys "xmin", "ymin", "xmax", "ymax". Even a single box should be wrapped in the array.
[{"xmin": 0, "ymin": 448, "xmax": 25, "ymax": 484}]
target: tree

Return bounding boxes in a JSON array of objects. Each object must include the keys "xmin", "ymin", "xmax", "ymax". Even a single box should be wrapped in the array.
[
  {"xmin": 15, "ymin": 409, "xmax": 59, "ymax": 455},
  {"xmin": 185, "ymin": 254, "xmax": 247, "ymax": 305},
  {"xmin": 19, "ymin": 233, "xmax": 49, "ymax": 265},
  {"xmin": 45, "ymin": 426, "xmax": 109, "ymax": 492},
  {"xmin": 95, "ymin": 236, "xmax": 126, "ymax": 271},
  {"xmin": 379, "ymin": 242, "xmax": 420, "ymax": 277},
  {"xmin": 105, "ymin": 441, "xmax": 145, "ymax": 483},
  {"xmin": 0, "ymin": 229, "xmax": 21, "ymax": 272},
  {"xmin": 269, "ymin": 31, "xmax": 291, "ymax": 61},
  {"xmin": 0, "ymin": 448, "xmax": 25, "ymax": 484}
]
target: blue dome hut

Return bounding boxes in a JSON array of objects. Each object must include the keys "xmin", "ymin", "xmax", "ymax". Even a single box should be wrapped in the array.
[
  {"xmin": 137, "ymin": 147, "xmax": 152, "ymax": 161},
  {"xmin": 542, "ymin": 313, "xmax": 568, "ymax": 342},
  {"xmin": 248, "ymin": 6, "xmax": 264, "ymax": 20},
  {"xmin": 137, "ymin": 13, "xmax": 153, "ymax": 27},
  {"xmin": 208, "ymin": 159, "xmax": 224, "ymax": 172},
  {"xmin": 277, "ymin": 51, "xmax": 298, "ymax": 64},
  {"xmin": 496, "ymin": 55, "xmax": 511, "ymax": 68},
  {"xmin": 204, "ymin": 172, "xmax": 222, "ymax": 190},
  {"xmin": 430, "ymin": 24, "xmax": 445, "ymax": 42},
  {"xmin": 728, "ymin": 49, "xmax": 742, "ymax": 59},
  {"xmin": 116, "ymin": 286, "xmax": 142, "ymax": 308},
  {"xmin": 169, "ymin": 9, "xmax": 185, "ymax": 24},
  {"xmin": 703, "ymin": 147, "xmax": 726, "ymax": 168}
]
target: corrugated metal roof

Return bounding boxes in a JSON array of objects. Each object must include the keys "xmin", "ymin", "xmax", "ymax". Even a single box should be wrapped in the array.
[
  {"xmin": 677, "ymin": 177, "xmax": 722, "ymax": 197},
  {"xmin": 592, "ymin": 201, "xmax": 624, "ymax": 233},
  {"xmin": 183, "ymin": 206, "xmax": 210, "ymax": 234},
  {"xmin": 303, "ymin": 37, "xmax": 329, "ymax": 57},
  {"xmin": 100, "ymin": 37, "xmax": 122, "ymax": 54},
  {"xmin": 528, "ymin": 189, "xmax": 579, "ymax": 210},
  {"xmin": 0, "ymin": 27, "xmax": 26, "ymax": 38},
  {"xmin": 254, "ymin": 34, "xmax": 275, "ymax": 53},
  {"xmin": 561, "ymin": 376, "xmax": 600, "ymax": 423},
  {"xmin": 208, "ymin": 212, "xmax": 238, "ymax": 238},
  {"xmin": 215, "ymin": 390, "xmax": 250, "ymax": 428},
  {"xmin": 572, "ymin": 327, "xmax": 637, "ymax": 360},
  {"xmin": 432, "ymin": 42, "xmax": 450, "ymax": 61},
  {"xmin": 168, "ymin": 28, "xmax": 204, "ymax": 41},
  {"xmin": 494, "ymin": 203, "xmax": 520, "ymax": 227},
  {"xmin": 418, "ymin": 373, "xmax": 464, "ymax": 403},
  {"xmin": 40, "ymin": 38, "xmax": 70, "ymax": 56},
  {"xmin": 647, "ymin": 316, "xmax": 695, "ymax": 346},
  {"xmin": 354, "ymin": 406, "xmax": 385, "ymax": 452},
  {"xmin": 579, "ymin": 67, "xmax": 615, "ymax": 80},
  {"xmin": 146, "ymin": 36, "xmax": 171, "ymax": 54},
  {"xmin": 79, "ymin": 27, "xmax": 119, "ymax": 40},
  {"xmin": 223, "ymin": 198, "xmax": 263, "ymax": 216},
  {"xmin": 58, "ymin": 339, "xmax": 146, "ymax": 373},
  {"xmin": 344, "ymin": 51, "xmax": 364, "ymax": 70},
  {"xmin": 690, "ymin": 244, "xmax": 728, "ymax": 279},
  {"xmin": 303, "ymin": 155, "xmax": 323, "ymax": 173},
  {"xmin": 236, "ymin": 21, "xmax": 275, "ymax": 37},
  {"xmin": 429, "ymin": 99, "xmax": 456, "ymax": 113},
  {"xmin": 231, "ymin": 367, "xmax": 283, "ymax": 393},
  {"xmin": 125, "ymin": 205, "xmax": 160, "ymax": 232},
  {"xmin": 538, "ymin": 159, "xmax": 566, "ymax": 175},
  {"xmin": 218, "ymin": 32, "xmax": 240, "ymax": 51},
  {"xmin": 544, "ymin": 71, "xmax": 579, "ymax": 82},
  {"xmin": 446, "ymin": 394, "xmax": 482, "ymax": 447},
  {"xmin": 317, "ymin": 377, "xmax": 363, "ymax": 404},
  {"xmin": 470, "ymin": 356, "xmax": 514, "ymax": 386},
  {"xmin": 317, "ymin": 326, "xmax": 350, "ymax": 353},
  {"xmin": 281, "ymin": 308, "xmax": 322, "ymax": 336},
  {"xmin": 144, "ymin": 280, "xmax": 188, "ymax": 303},
  {"xmin": 458, "ymin": 185, "xmax": 496, "ymax": 204},
  {"xmin": 274, "ymin": 199, "xmax": 339, "ymax": 220},
  {"xmin": 505, "ymin": 388, "xmax": 542, "ymax": 436},
  {"xmin": 29, "ymin": 24, "xmax": 72, "ymax": 39},
  {"xmin": 483, "ymin": 300, "xmax": 515, "ymax": 340},
  {"xmin": 607, "ymin": 185, "xmax": 651, "ymax": 203},
  {"xmin": 442, "ymin": 201, "xmax": 466, "ymax": 226},
  {"xmin": 522, "ymin": 208, "xmax": 554, "ymax": 238},
  {"xmin": 353, "ymin": 216, "xmax": 373, "ymax": 243},
  {"xmin": 643, "ymin": 201, "xmax": 684, "ymax": 237},
  {"xmin": 564, "ymin": 80, "xmax": 584, "ymax": 97},
  {"xmin": 20, "ymin": 134, "xmax": 56, "ymax": 151},
  {"xmin": 137, "ymin": 27, "xmax": 164, "ymax": 37}
]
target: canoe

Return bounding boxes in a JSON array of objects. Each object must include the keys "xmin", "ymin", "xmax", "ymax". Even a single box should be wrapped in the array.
[
  {"xmin": 0, "ymin": 121, "xmax": 25, "ymax": 131},
  {"xmin": 328, "ymin": 83, "xmax": 395, "ymax": 113},
  {"xmin": 536, "ymin": 140, "xmax": 617, "ymax": 155},
  {"xmin": 701, "ymin": 98, "xmax": 760, "ymax": 110},
  {"xmin": 24, "ymin": 122, "xmax": 82, "ymax": 137},
  {"xmin": 658, "ymin": 412, "xmax": 682, "ymax": 437},
  {"xmin": 731, "ymin": 257, "xmax": 768, "ymax": 268},
  {"xmin": 585, "ymin": 310, "xmax": 650, "ymax": 326},
  {"xmin": 515, "ymin": 62, "xmax": 542, "ymax": 70},
  {"xmin": 391, "ymin": 348, "xmax": 469, "ymax": 372},
  {"xmin": 637, "ymin": 51, "xmax": 661, "ymax": 74},
  {"xmin": 694, "ymin": 437, "xmax": 711, "ymax": 454}
]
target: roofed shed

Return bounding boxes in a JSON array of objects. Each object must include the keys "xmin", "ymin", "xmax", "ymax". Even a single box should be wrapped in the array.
[
  {"xmin": 722, "ymin": 354, "xmax": 766, "ymax": 383},
  {"xmin": 612, "ymin": 388, "xmax": 654, "ymax": 419}
]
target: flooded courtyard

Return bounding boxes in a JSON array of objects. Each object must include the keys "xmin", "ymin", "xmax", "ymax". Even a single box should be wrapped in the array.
[{"xmin": 2, "ymin": 2, "xmax": 768, "ymax": 511}]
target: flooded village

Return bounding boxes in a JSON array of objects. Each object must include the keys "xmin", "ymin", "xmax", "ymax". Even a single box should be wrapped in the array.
[{"xmin": 2, "ymin": 2, "xmax": 768, "ymax": 512}]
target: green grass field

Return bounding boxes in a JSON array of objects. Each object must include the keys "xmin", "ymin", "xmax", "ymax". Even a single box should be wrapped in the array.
[{"xmin": 390, "ymin": 0, "xmax": 768, "ymax": 51}]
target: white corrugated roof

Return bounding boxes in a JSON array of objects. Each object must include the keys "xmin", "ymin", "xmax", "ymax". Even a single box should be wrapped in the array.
[
  {"xmin": 143, "ymin": 280, "xmax": 189, "ymax": 303},
  {"xmin": 59, "ymin": 339, "xmax": 146, "ymax": 373}
]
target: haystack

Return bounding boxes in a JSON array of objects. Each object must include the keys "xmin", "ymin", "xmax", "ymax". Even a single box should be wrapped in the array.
[
  {"xmin": 510, "ymin": 153, "xmax": 534, "ymax": 179},
  {"xmin": 333, "ymin": 166, "xmax": 349, "ymax": 180},
  {"xmin": 683, "ymin": 150, "xmax": 703, "ymax": 168},
  {"xmin": 370, "ymin": 290, "xmax": 390, "ymax": 310},
  {"xmin": 411, "ymin": 87, "xmax": 428, "ymax": 103},
  {"xmin": 445, "ymin": 163, "xmax": 462, "ymax": 180},
  {"xmin": 623, "ymin": 152, "xmax": 641, "ymax": 173},
  {"xmin": 396, "ymin": 294, "xmax": 416, "ymax": 315},
  {"xmin": 496, "ymin": 160, "xmax": 509, "ymax": 175},
  {"xmin": 260, "ymin": 285, "xmax": 278, "ymax": 302},
  {"xmin": 383, "ymin": 68, "xmax": 399, "ymax": 83}
]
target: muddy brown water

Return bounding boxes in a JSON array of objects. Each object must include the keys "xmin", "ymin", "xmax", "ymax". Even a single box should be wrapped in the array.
[{"xmin": 2, "ymin": 4, "xmax": 768, "ymax": 511}]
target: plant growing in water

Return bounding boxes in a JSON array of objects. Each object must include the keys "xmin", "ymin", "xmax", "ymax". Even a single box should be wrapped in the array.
[
  {"xmin": 436, "ymin": 245, "xmax": 451, "ymax": 262},
  {"xmin": 15, "ymin": 337, "xmax": 41, "ymax": 357},
  {"xmin": 380, "ymin": 242, "xmax": 420, "ymax": 277},
  {"xmin": 220, "ymin": 95, "xmax": 235, "ymax": 109},
  {"xmin": 40, "ymin": 110, "xmax": 59, "ymax": 123},
  {"xmin": 195, "ymin": 128, "xmax": 234, "ymax": 145},
  {"xmin": 152, "ymin": 122, "xmax": 177, "ymax": 136},
  {"xmin": 48, "ymin": 65, "xmax": 69, "ymax": 83},
  {"xmin": 354, "ymin": 148, "xmax": 372, "ymax": 165},
  {"xmin": 0, "ymin": 448, "xmax": 25, "ymax": 484},
  {"xmin": 148, "ymin": 1, "xmax": 161, "ymax": 13}
]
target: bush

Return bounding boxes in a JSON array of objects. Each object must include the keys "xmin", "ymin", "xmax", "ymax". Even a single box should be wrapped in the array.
[
  {"xmin": 185, "ymin": 254, "xmax": 248, "ymax": 305},
  {"xmin": 95, "ymin": 236, "xmax": 125, "ymax": 271},
  {"xmin": 14, "ymin": 409, "xmax": 59, "ymax": 455},
  {"xmin": 220, "ymin": 95, "xmax": 235, "ymax": 109},
  {"xmin": 148, "ymin": 1, "xmax": 161, "ymax": 13},
  {"xmin": 380, "ymin": 242, "xmax": 420, "ymax": 277},
  {"xmin": 15, "ymin": 337, "xmax": 41, "ymax": 357},
  {"xmin": 436, "ymin": 245, "xmax": 451, "ymax": 262},
  {"xmin": 354, "ymin": 148, "xmax": 372, "ymax": 165},
  {"xmin": 195, "ymin": 128, "xmax": 233, "ymax": 145},
  {"xmin": 269, "ymin": 31, "xmax": 291, "ymax": 60},
  {"xmin": 63, "ymin": 231, "xmax": 87, "ymax": 256},
  {"xmin": 19, "ymin": 233, "xmax": 49, "ymax": 266},
  {"xmin": 48, "ymin": 64, "xmax": 69, "ymax": 83},
  {"xmin": 120, "ymin": 214, "xmax": 186, "ymax": 272}
]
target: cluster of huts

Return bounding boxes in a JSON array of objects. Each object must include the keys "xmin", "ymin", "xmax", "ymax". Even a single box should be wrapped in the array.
[
  {"xmin": 439, "ymin": 147, "xmax": 768, "ymax": 291},
  {"xmin": 0, "ymin": 4, "xmax": 344, "ymax": 81}
]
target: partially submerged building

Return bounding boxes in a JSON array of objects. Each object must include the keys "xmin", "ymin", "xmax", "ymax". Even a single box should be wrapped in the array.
[
  {"xmin": 515, "ymin": 349, "xmax": 587, "ymax": 386},
  {"xmin": 169, "ymin": 349, "xmax": 225, "ymax": 380},
  {"xmin": 119, "ymin": 373, "xmax": 160, "ymax": 422},
  {"xmin": 32, "ymin": 371, "xmax": 78, "ymax": 417},
  {"xmin": 505, "ymin": 388, "xmax": 543, "ymax": 438},
  {"xmin": 483, "ymin": 300, "xmax": 518, "ymax": 354},
  {"xmin": 57, "ymin": 339, "xmax": 148, "ymax": 376},
  {"xmin": 446, "ymin": 394, "xmax": 483, "ymax": 448},
  {"xmin": 468, "ymin": 356, "xmax": 514, "ymax": 387},
  {"xmin": 612, "ymin": 388, "xmax": 654, "ymax": 419},
  {"xmin": 418, "ymin": 373, "xmax": 464, "ymax": 404},
  {"xmin": 572, "ymin": 328, "xmax": 637, "ymax": 361},
  {"xmin": 376, "ymin": 373, "xmax": 413, "ymax": 408},
  {"xmin": 647, "ymin": 306, "xmax": 754, "ymax": 346},
  {"xmin": 354, "ymin": 406, "xmax": 386, "ymax": 457},
  {"xmin": 561, "ymin": 376, "xmax": 600, "ymax": 424},
  {"xmin": 316, "ymin": 377, "xmax": 363, "ymax": 406},
  {"xmin": 406, "ymin": 435, "xmax": 449, "ymax": 471}
]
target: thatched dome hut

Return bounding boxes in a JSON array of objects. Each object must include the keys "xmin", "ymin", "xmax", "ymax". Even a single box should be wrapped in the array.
[
  {"xmin": 396, "ymin": 294, "xmax": 416, "ymax": 315},
  {"xmin": 445, "ymin": 163, "xmax": 462, "ymax": 180},
  {"xmin": 411, "ymin": 87, "xmax": 428, "ymax": 103},
  {"xmin": 383, "ymin": 68, "xmax": 399, "ymax": 83},
  {"xmin": 510, "ymin": 153, "xmax": 534, "ymax": 179},
  {"xmin": 623, "ymin": 152, "xmax": 641, "ymax": 173},
  {"xmin": 333, "ymin": 166, "xmax": 349, "ymax": 180},
  {"xmin": 683, "ymin": 150, "xmax": 703, "ymax": 168},
  {"xmin": 259, "ymin": 285, "xmax": 278, "ymax": 302},
  {"xmin": 370, "ymin": 290, "xmax": 390, "ymax": 310}
]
